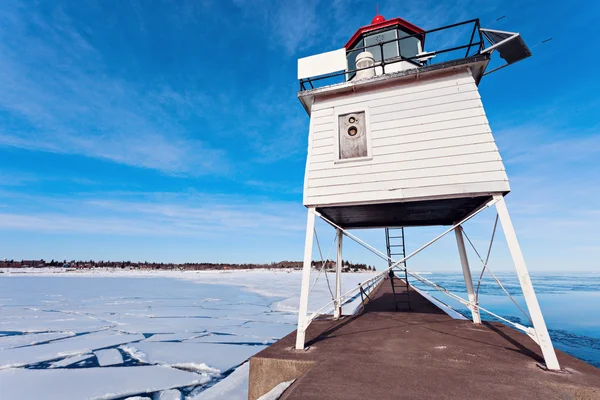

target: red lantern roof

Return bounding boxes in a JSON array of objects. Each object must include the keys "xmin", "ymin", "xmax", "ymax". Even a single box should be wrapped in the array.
[{"xmin": 345, "ymin": 15, "xmax": 426, "ymax": 49}]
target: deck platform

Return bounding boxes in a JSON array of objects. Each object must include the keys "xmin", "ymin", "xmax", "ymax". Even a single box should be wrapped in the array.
[{"xmin": 248, "ymin": 277, "xmax": 600, "ymax": 399}]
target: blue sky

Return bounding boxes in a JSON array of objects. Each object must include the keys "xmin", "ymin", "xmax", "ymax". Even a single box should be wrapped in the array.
[{"xmin": 0, "ymin": 0, "xmax": 598, "ymax": 272}]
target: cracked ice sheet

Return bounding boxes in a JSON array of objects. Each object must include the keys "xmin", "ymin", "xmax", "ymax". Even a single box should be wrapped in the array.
[
  {"xmin": 0, "ymin": 331, "xmax": 144, "ymax": 368},
  {"xmin": 191, "ymin": 362, "xmax": 249, "ymax": 399},
  {"xmin": 126, "ymin": 342, "xmax": 266, "ymax": 373},
  {"xmin": 186, "ymin": 334, "xmax": 272, "ymax": 345},
  {"xmin": 50, "ymin": 353, "xmax": 94, "ymax": 368},
  {"xmin": 0, "ymin": 366, "xmax": 207, "ymax": 400},
  {"xmin": 212, "ymin": 321, "xmax": 296, "ymax": 340},
  {"xmin": 0, "ymin": 332, "xmax": 76, "ymax": 350},
  {"xmin": 110, "ymin": 316, "xmax": 245, "ymax": 334},
  {"xmin": 143, "ymin": 333, "xmax": 208, "ymax": 342},
  {"xmin": 95, "ymin": 349, "xmax": 124, "ymax": 366},
  {"xmin": 0, "ymin": 309, "xmax": 112, "ymax": 333}
]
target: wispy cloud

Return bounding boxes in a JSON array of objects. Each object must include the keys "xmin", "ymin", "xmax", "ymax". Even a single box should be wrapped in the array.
[
  {"xmin": 0, "ymin": 191, "xmax": 305, "ymax": 237},
  {"xmin": 232, "ymin": 0, "xmax": 321, "ymax": 55},
  {"xmin": 0, "ymin": 1, "xmax": 228, "ymax": 176}
]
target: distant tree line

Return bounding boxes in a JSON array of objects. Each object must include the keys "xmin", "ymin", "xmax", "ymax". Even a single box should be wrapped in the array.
[{"xmin": 0, "ymin": 259, "xmax": 376, "ymax": 272}]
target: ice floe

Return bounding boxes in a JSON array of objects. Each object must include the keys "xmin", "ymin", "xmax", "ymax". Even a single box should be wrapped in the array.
[
  {"xmin": 50, "ymin": 353, "xmax": 94, "ymax": 368},
  {"xmin": 126, "ymin": 342, "xmax": 267, "ymax": 374},
  {"xmin": 186, "ymin": 334, "xmax": 272, "ymax": 345},
  {"xmin": 0, "ymin": 365, "xmax": 204, "ymax": 400},
  {"xmin": 157, "ymin": 388, "xmax": 183, "ymax": 400},
  {"xmin": 0, "ymin": 331, "xmax": 144, "ymax": 368},
  {"xmin": 95, "ymin": 348, "xmax": 124, "ymax": 366},
  {"xmin": 0, "ymin": 331, "xmax": 76, "ymax": 350},
  {"xmin": 191, "ymin": 362, "xmax": 249, "ymax": 399}
]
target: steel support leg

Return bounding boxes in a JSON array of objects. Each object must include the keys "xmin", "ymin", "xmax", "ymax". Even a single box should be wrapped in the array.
[
  {"xmin": 494, "ymin": 195, "xmax": 561, "ymax": 370},
  {"xmin": 334, "ymin": 228, "xmax": 343, "ymax": 319},
  {"xmin": 455, "ymin": 226, "xmax": 481, "ymax": 324},
  {"xmin": 295, "ymin": 208, "xmax": 316, "ymax": 350}
]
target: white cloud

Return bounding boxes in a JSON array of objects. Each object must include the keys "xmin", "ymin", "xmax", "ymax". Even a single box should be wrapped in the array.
[
  {"xmin": 0, "ymin": 1, "xmax": 228, "ymax": 176},
  {"xmin": 0, "ymin": 191, "xmax": 305, "ymax": 237}
]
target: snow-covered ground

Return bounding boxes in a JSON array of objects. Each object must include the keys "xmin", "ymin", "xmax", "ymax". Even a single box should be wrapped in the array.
[{"xmin": 0, "ymin": 268, "xmax": 376, "ymax": 399}]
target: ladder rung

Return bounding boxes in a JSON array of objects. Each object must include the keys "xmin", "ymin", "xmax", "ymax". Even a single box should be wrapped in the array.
[
  {"xmin": 389, "ymin": 245, "xmax": 404, "ymax": 247},
  {"xmin": 388, "ymin": 236, "xmax": 404, "ymax": 239}
]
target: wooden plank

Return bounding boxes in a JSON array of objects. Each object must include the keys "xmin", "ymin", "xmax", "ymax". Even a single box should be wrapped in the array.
[
  {"xmin": 312, "ymin": 136, "xmax": 335, "ymax": 149},
  {"xmin": 316, "ymin": 82, "xmax": 479, "ymax": 116},
  {"xmin": 309, "ymin": 141, "xmax": 499, "ymax": 166},
  {"xmin": 304, "ymin": 181, "xmax": 511, "ymax": 206},
  {"xmin": 370, "ymin": 91, "xmax": 481, "ymax": 117},
  {"xmin": 308, "ymin": 161, "xmax": 506, "ymax": 188},
  {"xmin": 373, "ymin": 133, "xmax": 493, "ymax": 157},
  {"xmin": 373, "ymin": 120, "xmax": 490, "ymax": 140},
  {"xmin": 311, "ymin": 126, "xmax": 493, "ymax": 156},
  {"xmin": 370, "ymin": 99, "xmax": 484, "ymax": 124},
  {"xmin": 371, "ymin": 107, "xmax": 485, "ymax": 130},
  {"xmin": 310, "ymin": 108, "xmax": 334, "ymax": 118},
  {"xmin": 400, "ymin": 181, "xmax": 510, "ymax": 199},
  {"xmin": 312, "ymin": 117, "xmax": 333, "ymax": 128},
  {"xmin": 308, "ymin": 152, "xmax": 503, "ymax": 179},
  {"xmin": 306, "ymin": 171, "xmax": 509, "ymax": 197},
  {"xmin": 312, "ymin": 121, "xmax": 335, "ymax": 135},
  {"xmin": 312, "ymin": 71, "xmax": 475, "ymax": 111},
  {"xmin": 368, "ymin": 85, "xmax": 480, "ymax": 113},
  {"xmin": 312, "ymin": 115, "xmax": 490, "ymax": 141},
  {"xmin": 371, "ymin": 125, "xmax": 492, "ymax": 148}
]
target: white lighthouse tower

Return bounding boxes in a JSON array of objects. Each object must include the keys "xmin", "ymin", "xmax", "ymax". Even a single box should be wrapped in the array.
[{"xmin": 294, "ymin": 14, "xmax": 561, "ymax": 370}]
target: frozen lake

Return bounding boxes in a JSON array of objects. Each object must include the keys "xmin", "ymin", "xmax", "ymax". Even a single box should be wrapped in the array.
[
  {"xmin": 0, "ymin": 269, "xmax": 598, "ymax": 399},
  {"xmin": 0, "ymin": 269, "xmax": 373, "ymax": 399}
]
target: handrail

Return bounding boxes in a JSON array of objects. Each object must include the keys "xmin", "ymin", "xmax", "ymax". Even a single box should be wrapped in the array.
[{"xmin": 305, "ymin": 272, "xmax": 384, "ymax": 325}]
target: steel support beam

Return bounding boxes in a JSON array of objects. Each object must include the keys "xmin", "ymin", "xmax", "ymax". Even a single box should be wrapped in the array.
[
  {"xmin": 334, "ymin": 229, "xmax": 343, "ymax": 319},
  {"xmin": 455, "ymin": 226, "xmax": 481, "ymax": 324},
  {"xmin": 295, "ymin": 208, "xmax": 316, "ymax": 350},
  {"xmin": 494, "ymin": 195, "xmax": 561, "ymax": 370}
]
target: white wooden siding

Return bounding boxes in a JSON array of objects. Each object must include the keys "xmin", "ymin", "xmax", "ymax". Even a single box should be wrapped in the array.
[{"xmin": 303, "ymin": 68, "xmax": 509, "ymax": 207}]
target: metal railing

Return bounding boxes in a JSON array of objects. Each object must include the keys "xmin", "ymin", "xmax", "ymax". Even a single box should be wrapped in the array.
[{"xmin": 300, "ymin": 18, "xmax": 484, "ymax": 91}]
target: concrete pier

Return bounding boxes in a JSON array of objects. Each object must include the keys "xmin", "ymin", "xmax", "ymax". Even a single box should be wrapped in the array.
[{"xmin": 249, "ymin": 277, "xmax": 600, "ymax": 399}]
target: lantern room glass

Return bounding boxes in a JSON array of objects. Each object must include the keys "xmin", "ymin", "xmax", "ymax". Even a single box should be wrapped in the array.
[{"xmin": 346, "ymin": 26, "xmax": 423, "ymax": 81}]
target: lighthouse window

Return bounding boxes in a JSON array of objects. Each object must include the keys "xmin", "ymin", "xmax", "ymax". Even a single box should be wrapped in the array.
[
  {"xmin": 364, "ymin": 30, "xmax": 399, "ymax": 62},
  {"xmin": 397, "ymin": 29, "xmax": 420, "ymax": 61}
]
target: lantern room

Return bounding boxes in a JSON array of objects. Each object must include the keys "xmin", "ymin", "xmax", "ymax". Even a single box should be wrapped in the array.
[{"xmin": 345, "ymin": 14, "xmax": 426, "ymax": 80}]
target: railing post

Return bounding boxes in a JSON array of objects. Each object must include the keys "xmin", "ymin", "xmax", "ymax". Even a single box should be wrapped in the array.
[{"xmin": 477, "ymin": 19, "xmax": 484, "ymax": 53}]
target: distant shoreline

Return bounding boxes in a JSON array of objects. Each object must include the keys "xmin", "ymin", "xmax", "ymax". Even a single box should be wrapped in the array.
[{"xmin": 0, "ymin": 260, "xmax": 377, "ymax": 272}]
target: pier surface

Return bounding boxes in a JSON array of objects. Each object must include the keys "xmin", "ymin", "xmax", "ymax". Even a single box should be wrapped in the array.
[{"xmin": 249, "ymin": 277, "xmax": 600, "ymax": 399}]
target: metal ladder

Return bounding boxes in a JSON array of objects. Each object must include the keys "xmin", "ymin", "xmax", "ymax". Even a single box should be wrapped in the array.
[{"xmin": 385, "ymin": 227, "xmax": 411, "ymax": 311}]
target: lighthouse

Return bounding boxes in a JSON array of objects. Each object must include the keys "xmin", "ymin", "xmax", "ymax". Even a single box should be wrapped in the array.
[{"xmin": 294, "ymin": 14, "xmax": 560, "ymax": 371}]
